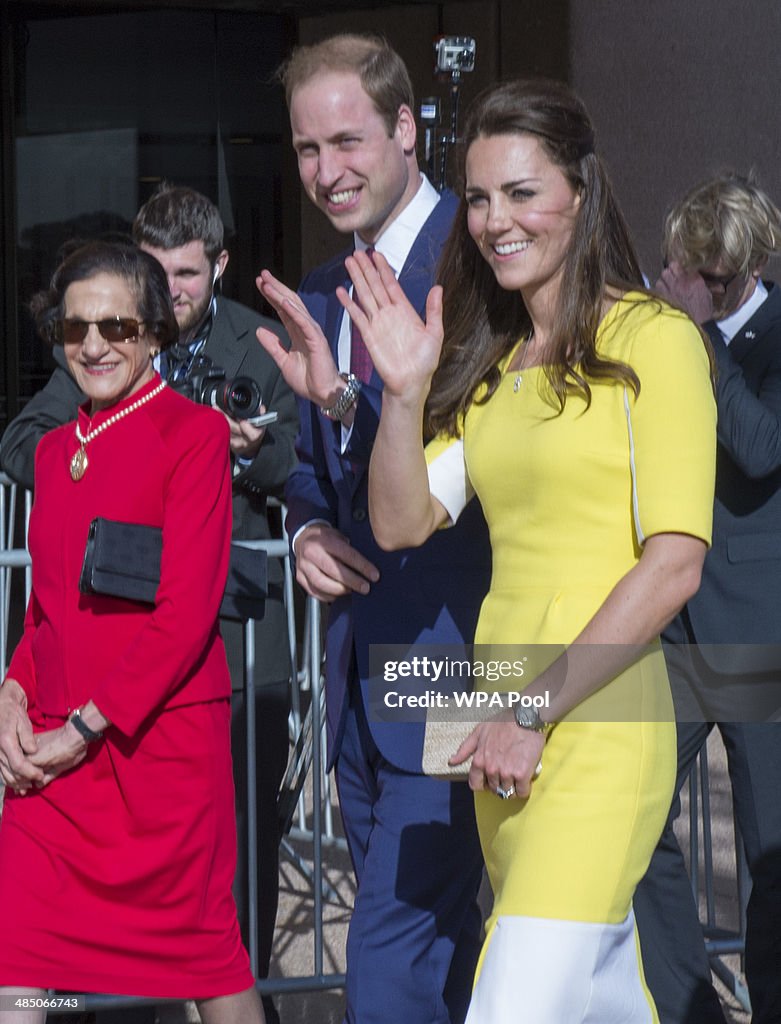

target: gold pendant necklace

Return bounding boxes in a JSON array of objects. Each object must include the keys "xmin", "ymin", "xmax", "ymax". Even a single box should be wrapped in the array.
[
  {"xmin": 513, "ymin": 331, "xmax": 535, "ymax": 392},
  {"xmin": 69, "ymin": 381, "xmax": 166, "ymax": 481}
]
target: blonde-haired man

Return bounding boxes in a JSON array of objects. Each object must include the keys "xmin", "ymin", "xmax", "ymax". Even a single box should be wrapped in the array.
[{"xmin": 635, "ymin": 173, "xmax": 781, "ymax": 1024}]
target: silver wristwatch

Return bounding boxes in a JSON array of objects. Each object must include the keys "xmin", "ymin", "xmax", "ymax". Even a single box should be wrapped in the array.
[
  {"xmin": 514, "ymin": 704, "xmax": 552, "ymax": 735},
  {"xmin": 320, "ymin": 372, "xmax": 362, "ymax": 421}
]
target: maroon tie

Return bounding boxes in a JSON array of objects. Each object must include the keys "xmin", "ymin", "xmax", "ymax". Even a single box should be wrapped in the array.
[{"xmin": 350, "ymin": 246, "xmax": 374, "ymax": 384}]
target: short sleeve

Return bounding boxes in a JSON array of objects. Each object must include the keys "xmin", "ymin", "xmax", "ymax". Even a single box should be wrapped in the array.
[
  {"xmin": 425, "ymin": 432, "xmax": 474, "ymax": 525},
  {"xmin": 622, "ymin": 305, "xmax": 716, "ymax": 545}
]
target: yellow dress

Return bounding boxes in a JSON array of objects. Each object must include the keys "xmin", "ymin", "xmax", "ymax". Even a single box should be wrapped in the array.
[{"xmin": 426, "ymin": 294, "xmax": 716, "ymax": 1023}]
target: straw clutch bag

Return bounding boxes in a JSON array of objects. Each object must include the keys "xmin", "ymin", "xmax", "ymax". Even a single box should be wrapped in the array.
[{"xmin": 421, "ymin": 704, "xmax": 496, "ymax": 780}]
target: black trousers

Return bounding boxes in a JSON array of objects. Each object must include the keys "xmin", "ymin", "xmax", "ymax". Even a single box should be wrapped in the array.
[
  {"xmin": 635, "ymin": 625, "xmax": 781, "ymax": 1024},
  {"xmin": 231, "ymin": 682, "xmax": 291, "ymax": 983}
]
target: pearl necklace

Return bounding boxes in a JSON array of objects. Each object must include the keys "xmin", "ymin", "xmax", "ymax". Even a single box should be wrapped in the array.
[{"xmin": 70, "ymin": 381, "xmax": 167, "ymax": 481}]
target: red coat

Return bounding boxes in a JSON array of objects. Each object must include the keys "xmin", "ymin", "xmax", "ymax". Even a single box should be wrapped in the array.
[{"xmin": 0, "ymin": 377, "xmax": 253, "ymax": 998}]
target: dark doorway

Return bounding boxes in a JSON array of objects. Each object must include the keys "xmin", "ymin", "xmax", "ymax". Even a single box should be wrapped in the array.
[{"xmin": 2, "ymin": 6, "xmax": 294, "ymax": 427}]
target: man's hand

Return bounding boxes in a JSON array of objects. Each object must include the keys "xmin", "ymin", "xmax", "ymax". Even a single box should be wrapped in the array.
[
  {"xmin": 223, "ymin": 410, "xmax": 267, "ymax": 461},
  {"xmin": 0, "ymin": 679, "xmax": 43, "ymax": 795},
  {"xmin": 28, "ymin": 722, "xmax": 88, "ymax": 787},
  {"xmin": 256, "ymin": 271, "xmax": 345, "ymax": 406},
  {"xmin": 656, "ymin": 261, "xmax": 714, "ymax": 324},
  {"xmin": 294, "ymin": 523, "xmax": 380, "ymax": 602}
]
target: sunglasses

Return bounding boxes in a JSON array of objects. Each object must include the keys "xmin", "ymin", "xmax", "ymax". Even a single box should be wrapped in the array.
[
  {"xmin": 698, "ymin": 270, "xmax": 740, "ymax": 294},
  {"xmin": 58, "ymin": 317, "xmax": 145, "ymax": 346}
]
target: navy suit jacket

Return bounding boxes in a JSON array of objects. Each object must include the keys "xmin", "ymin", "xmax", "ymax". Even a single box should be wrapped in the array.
[
  {"xmin": 685, "ymin": 281, "xmax": 781, "ymax": 672},
  {"xmin": 286, "ymin": 190, "xmax": 492, "ymax": 772}
]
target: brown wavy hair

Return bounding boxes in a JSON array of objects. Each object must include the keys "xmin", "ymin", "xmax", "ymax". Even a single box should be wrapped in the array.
[{"xmin": 426, "ymin": 78, "xmax": 647, "ymax": 438}]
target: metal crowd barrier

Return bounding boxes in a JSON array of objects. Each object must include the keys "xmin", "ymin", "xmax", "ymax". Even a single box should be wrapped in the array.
[
  {"xmin": 0, "ymin": 473, "xmax": 32, "ymax": 674},
  {"xmin": 0, "ymin": 475, "xmax": 347, "ymax": 1007},
  {"xmin": 688, "ymin": 741, "xmax": 751, "ymax": 1012},
  {"xmin": 233, "ymin": 532, "xmax": 347, "ymax": 998}
]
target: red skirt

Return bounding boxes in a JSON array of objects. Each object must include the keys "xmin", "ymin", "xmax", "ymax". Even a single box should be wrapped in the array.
[{"xmin": 0, "ymin": 699, "xmax": 253, "ymax": 999}]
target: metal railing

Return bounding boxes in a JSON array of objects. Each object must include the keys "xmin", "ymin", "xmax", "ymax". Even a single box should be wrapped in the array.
[
  {"xmin": 0, "ymin": 473, "xmax": 31, "ymax": 674},
  {"xmin": 688, "ymin": 740, "xmax": 751, "ymax": 1012}
]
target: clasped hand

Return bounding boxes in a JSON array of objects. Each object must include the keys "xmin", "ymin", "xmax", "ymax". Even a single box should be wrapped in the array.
[
  {"xmin": 0, "ymin": 680, "xmax": 41, "ymax": 794},
  {"xmin": 450, "ymin": 712, "xmax": 546, "ymax": 799},
  {"xmin": 0, "ymin": 680, "xmax": 87, "ymax": 794},
  {"xmin": 28, "ymin": 725, "xmax": 88, "ymax": 787}
]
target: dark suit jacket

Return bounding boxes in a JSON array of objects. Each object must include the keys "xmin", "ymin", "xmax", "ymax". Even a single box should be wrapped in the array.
[
  {"xmin": 0, "ymin": 295, "xmax": 299, "ymax": 686},
  {"xmin": 286, "ymin": 191, "xmax": 492, "ymax": 772},
  {"xmin": 202, "ymin": 298, "xmax": 299, "ymax": 687},
  {"xmin": 0, "ymin": 344, "xmax": 82, "ymax": 492},
  {"xmin": 684, "ymin": 281, "xmax": 781, "ymax": 672}
]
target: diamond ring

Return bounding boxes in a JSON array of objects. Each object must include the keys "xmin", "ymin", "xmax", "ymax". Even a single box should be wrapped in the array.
[{"xmin": 495, "ymin": 784, "xmax": 516, "ymax": 800}]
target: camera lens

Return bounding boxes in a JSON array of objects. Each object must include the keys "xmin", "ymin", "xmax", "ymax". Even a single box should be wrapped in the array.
[{"xmin": 216, "ymin": 378, "xmax": 262, "ymax": 420}]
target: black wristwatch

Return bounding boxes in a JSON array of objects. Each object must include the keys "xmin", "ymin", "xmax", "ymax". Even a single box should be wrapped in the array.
[
  {"xmin": 69, "ymin": 707, "xmax": 103, "ymax": 743},
  {"xmin": 514, "ymin": 704, "xmax": 553, "ymax": 735}
]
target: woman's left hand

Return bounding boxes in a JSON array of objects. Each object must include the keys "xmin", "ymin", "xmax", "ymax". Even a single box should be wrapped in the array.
[
  {"xmin": 28, "ymin": 723, "xmax": 88, "ymax": 787},
  {"xmin": 450, "ymin": 715, "xmax": 546, "ymax": 799}
]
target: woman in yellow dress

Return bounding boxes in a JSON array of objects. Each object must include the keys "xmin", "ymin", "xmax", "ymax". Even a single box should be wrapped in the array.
[{"xmin": 337, "ymin": 80, "xmax": 717, "ymax": 1022}]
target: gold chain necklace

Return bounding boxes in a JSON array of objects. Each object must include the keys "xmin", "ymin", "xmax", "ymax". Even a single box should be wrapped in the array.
[
  {"xmin": 70, "ymin": 381, "xmax": 166, "ymax": 481},
  {"xmin": 513, "ymin": 331, "xmax": 536, "ymax": 392}
]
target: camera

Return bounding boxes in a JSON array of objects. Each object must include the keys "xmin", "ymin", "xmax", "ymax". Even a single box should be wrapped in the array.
[
  {"xmin": 434, "ymin": 36, "xmax": 476, "ymax": 75},
  {"xmin": 427, "ymin": 35, "xmax": 476, "ymax": 191},
  {"xmin": 167, "ymin": 349, "xmax": 263, "ymax": 421}
]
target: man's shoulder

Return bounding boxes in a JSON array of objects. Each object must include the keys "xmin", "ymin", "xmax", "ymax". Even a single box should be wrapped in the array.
[
  {"xmin": 424, "ymin": 187, "xmax": 459, "ymax": 228},
  {"xmin": 213, "ymin": 295, "xmax": 288, "ymax": 342},
  {"xmin": 401, "ymin": 187, "xmax": 459, "ymax": 256},
  {"xmin": 728, "ymin": 280, "xmax": 781, "ymax": 351},
  {"xmin": 414, "ymin": 187, "xmax": 458, "ymax": 242},
  {"xmin": 757, "ymin": 280, "xmax": 781, "ymax": 324}
]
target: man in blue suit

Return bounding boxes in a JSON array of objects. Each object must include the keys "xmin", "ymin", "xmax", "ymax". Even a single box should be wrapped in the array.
[
  {"xmin": 634, "ymin": 173, "xmax": 781, "ymax": 1024},
  {"xmin": 258, "ymin": 33, "xmax": 489, "ymax": 1024}
]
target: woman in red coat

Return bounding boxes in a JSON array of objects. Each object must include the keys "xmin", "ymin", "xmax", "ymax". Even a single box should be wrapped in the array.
[{"xmin": 0, "ymin": 242, "xmax": 265, "ymax": 1024}]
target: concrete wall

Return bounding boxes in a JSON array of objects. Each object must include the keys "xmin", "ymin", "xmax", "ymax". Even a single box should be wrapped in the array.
[
  {"xmin": 291, "ymin": 0, "xmax": 781, "ymax": 281},
  {"xmin": 569, "ymin": 0, "xmax": 781, "ymax": 279}
]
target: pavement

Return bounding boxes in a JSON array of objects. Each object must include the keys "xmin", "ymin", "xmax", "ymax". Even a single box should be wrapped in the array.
[
  {"xmin": 0, "ymin": 731, "xmax": 749, "ymax": 1024},
  {"xmin": 262, "ymin": 729, "xmax": 750, "ymax": 1024}
]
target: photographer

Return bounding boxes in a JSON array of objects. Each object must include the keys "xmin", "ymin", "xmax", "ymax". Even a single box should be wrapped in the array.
[{"xmin": 0, "ymin": 185, "xmax": 298, "ymax": 1024}]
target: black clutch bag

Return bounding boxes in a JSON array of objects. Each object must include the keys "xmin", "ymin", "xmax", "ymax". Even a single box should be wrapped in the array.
[{"xmin": 79, "ymin": 517, "xmax": 267, "ymax": 622}]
